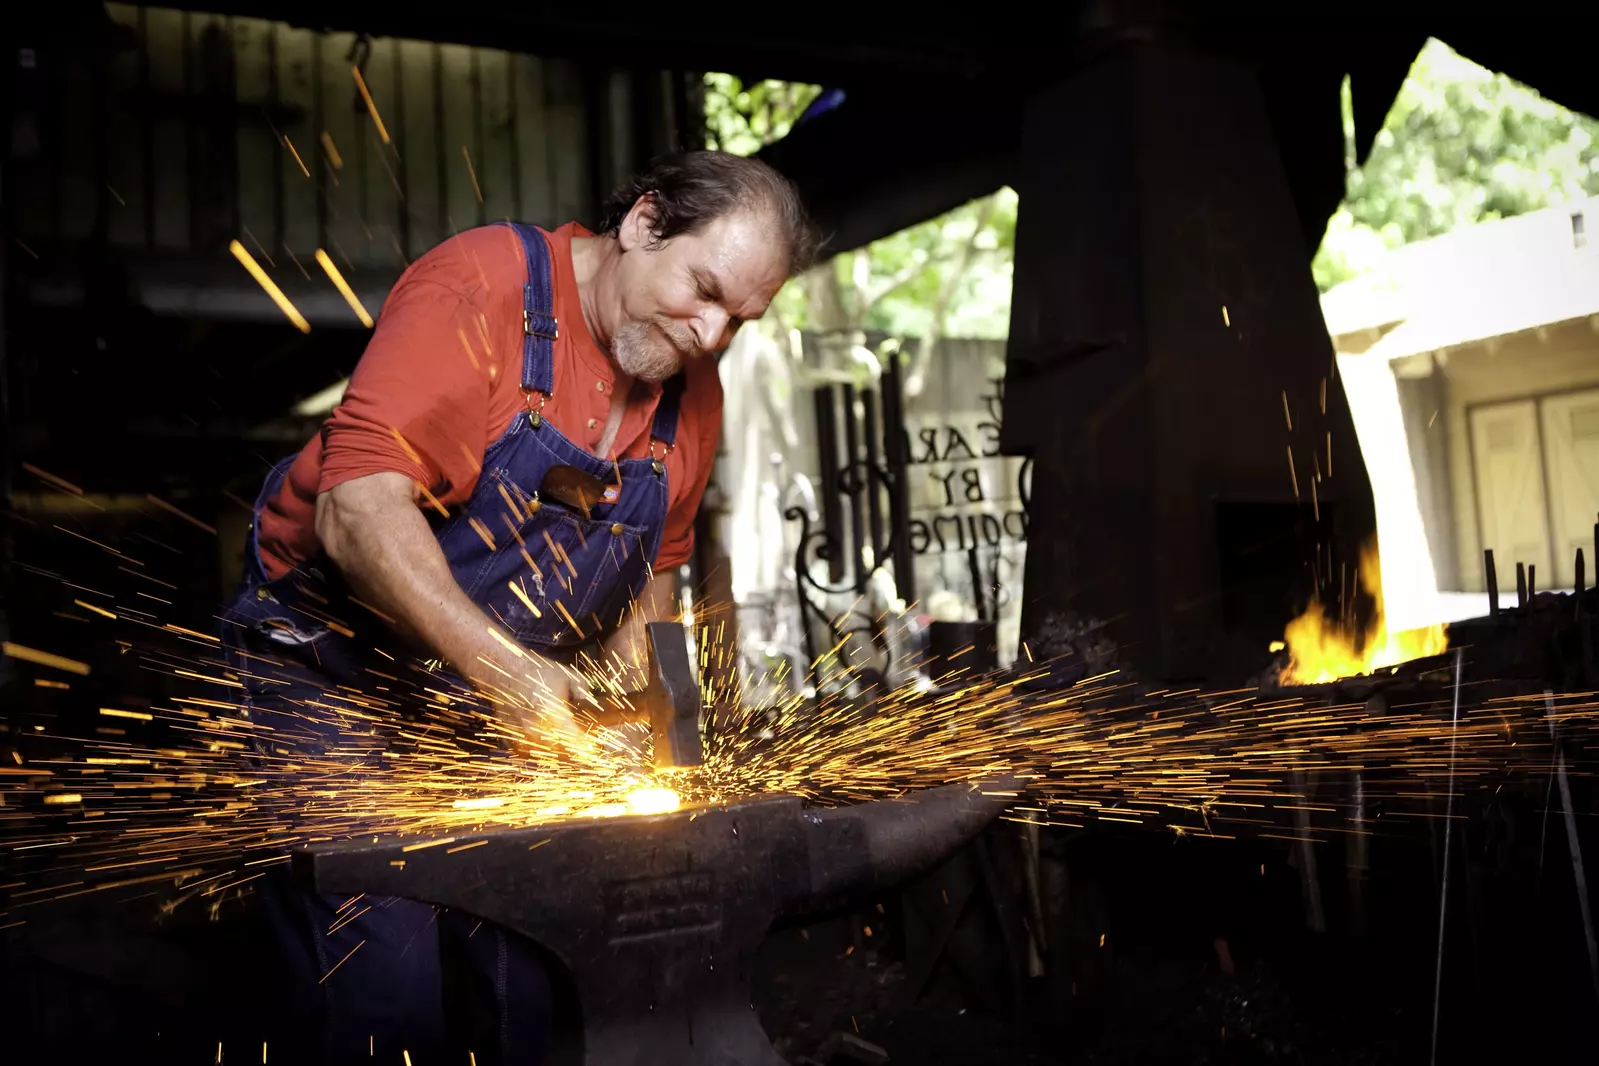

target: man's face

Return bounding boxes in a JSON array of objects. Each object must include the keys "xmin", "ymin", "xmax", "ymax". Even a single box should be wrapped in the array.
[{"xmin": 611, "ymin": 200, "xmax": 789, "ymax": 382}]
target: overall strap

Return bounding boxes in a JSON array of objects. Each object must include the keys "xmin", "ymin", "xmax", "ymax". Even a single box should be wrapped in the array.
[
  {"xmin": 498, "ymin": 222, "xmax": 557, "ymax": 399},
  {"xmin": 650, "ymin": 373, "xmax": 686, "ymax": 450}
]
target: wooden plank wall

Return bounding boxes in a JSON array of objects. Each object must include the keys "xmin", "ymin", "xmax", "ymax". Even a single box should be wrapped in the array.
[{"xmin": 14, "ymin": 4, "xmax": 695, "ymax": 284}]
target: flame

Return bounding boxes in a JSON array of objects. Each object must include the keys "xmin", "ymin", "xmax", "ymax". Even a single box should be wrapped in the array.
[{"xmin": 1278, "ymin": 541, "xmax": 1448, "ymax": 685}]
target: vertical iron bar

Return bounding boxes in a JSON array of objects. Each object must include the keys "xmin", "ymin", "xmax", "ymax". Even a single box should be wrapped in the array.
[
  {"xmin": 841, "ymin": 382, "xmax": 866, "ymax": 594},
  {"xmin": 883, "ymin": 350, "xmax": 916, "ymax": 604},
  {"xmin": 862, "ymin": 388, "xmax": 884, "ymax": 567},
  {"xmin": 139, "ymin": 6, "xmax": 154, "ymax": 250},
  {"xmin": 968, "ymin": 546, "xmax": 987, "ymax": 622},
  {"xmin": 813, "ymin": 385, "xmax": 843, "ymax": 586},
  {"xmin": 1517, "ymin": 562, "xmax": 1527, "ymax": 608},
  {"xmin": 1484, "ymin": 549, "xmax": 1499, "ymax": 617}
]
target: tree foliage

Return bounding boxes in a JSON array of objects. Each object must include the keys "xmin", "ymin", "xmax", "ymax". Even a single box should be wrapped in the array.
[
  {"xmin": 703, "ymin": 73, "xmax": 1017, "ymax": 371},
  {"xmin": 1314, "ymin": 38, "xmax": 1599, "ymax": 290}
]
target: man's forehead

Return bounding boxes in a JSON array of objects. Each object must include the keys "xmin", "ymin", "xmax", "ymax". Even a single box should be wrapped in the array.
[{"xmin": 681, "ymin": 216, "xmax": 785, "ymax": 301}]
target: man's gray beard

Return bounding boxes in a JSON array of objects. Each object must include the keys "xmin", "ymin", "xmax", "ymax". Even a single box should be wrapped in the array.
[{"xmin": 613, "ymin": 320, "xmax": 688, "ymax": 383}]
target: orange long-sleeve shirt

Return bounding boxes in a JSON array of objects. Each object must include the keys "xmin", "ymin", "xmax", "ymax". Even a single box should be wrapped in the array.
[{"xmin": 256, "ymin": 222, "xmax": 722, "ymax": 581}]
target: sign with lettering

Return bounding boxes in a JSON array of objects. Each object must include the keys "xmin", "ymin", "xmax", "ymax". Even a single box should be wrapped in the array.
[{"xmin": 903, "ymin": 378, "xmax": 1029, "ymax": 558}]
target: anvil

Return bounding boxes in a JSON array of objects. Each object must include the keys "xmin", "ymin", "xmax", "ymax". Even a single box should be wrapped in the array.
[{"xmin": 296, "ymin": 779, "xmax": 1014, "ymax": 1065}]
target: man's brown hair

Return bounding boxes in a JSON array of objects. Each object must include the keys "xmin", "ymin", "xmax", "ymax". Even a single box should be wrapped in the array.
[{"xmin": 599, "ymin": 151, "xmax": 822, "ymax": 278}]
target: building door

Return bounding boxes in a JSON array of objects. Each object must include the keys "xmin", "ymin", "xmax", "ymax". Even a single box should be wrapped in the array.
[
  {"xmin": 1470, "ymin": 399, "xmax": 1551, "ymax": 591},
  {"xmin": 1539, "ymin": 387, "xmax": 1599, "ymax": 587}
]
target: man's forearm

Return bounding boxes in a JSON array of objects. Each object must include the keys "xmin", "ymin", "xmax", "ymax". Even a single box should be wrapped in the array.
[{"xmin": 315, "ymin": 474, "xmax": 569, "ymax": 710}]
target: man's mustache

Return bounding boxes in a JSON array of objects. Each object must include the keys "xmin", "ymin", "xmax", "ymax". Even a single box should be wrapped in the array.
[{"xmin": 652, "ymin": 318, "xmax": 702, "ymax": 361}]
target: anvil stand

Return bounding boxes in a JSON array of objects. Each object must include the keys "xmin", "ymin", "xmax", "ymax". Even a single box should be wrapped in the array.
[{"xmin": 297, "ymin": 782, "xmax": 1013, "ymax": 1065}]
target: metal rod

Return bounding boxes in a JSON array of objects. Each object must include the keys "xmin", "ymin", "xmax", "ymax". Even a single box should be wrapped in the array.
[
  {"xmin": 968, "ymin": 545, "xmax": 987, "ymax": 622},
  {"xmin": 1528, "ymin": 563, "xmax": 1537, "ymax": 599},
  {"xmin": 1577, "ymin": 549, "xmax": 1586, "ymax": 625},
  {"xmin": 1429, "ymin": 647, "xmax": 1465, "ymax": 1066},
  {"xmin": 1517, "ymin": 562, "xmax": 1528, "ymax": 608},
  {"xmin": 1544, "ymin": 691, "xmax": 1599, "ymax": 1009},
  {"xmin": 813, "ymin": 386, "xmax": 844, "ymax": 585},
  {"xmin": 883, "ymin": 350, "xmax": 916, "ymax": 604},
  {"xmin": 862, "ymin": 388, "xmax": 885, "ymax": 567},
  {"xmin": 1484, "ymin": 550, "xmax": 1499, "ymax": 617},
  {"xmin": 840, "ymin": 383, "xmax": 867, "ymax": 594}
]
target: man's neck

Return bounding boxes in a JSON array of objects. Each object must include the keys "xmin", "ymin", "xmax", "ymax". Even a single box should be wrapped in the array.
[{"xmin": 569, "ymin": 234, "xmax": 617, "ymax": 356}]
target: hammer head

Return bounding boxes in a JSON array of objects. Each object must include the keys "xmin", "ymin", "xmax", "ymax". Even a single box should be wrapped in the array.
[{"xmin": 642, "ymin": 621, "xmax": 703, "ymax": 768}]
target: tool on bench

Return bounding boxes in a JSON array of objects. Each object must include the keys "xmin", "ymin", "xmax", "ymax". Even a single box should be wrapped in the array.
[
  {"xmin": 297, "ymin": 776, "xmax": 1015, "ymax": 1065},
  {"xmin": 579, "ymin": 620, "xmax": 703, "ymax": 768}
]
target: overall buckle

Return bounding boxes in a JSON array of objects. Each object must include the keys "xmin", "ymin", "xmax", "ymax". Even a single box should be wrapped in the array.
[
  {"xmin": 523, "ymin": 387, "xmax": 550, "ymax": 428},
  {"xmin": 523, "ymin": 309, "xmax": 558, "ymax": 341}
]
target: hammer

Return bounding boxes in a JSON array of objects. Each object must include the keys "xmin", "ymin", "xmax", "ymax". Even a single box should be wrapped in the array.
[{"xmin": 582, "ymin": 621, "xmax": 703, "ymax": 768}]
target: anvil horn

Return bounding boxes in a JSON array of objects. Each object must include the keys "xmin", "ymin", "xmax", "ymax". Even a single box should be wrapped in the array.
[{"xmin": 792, "ymin": 777, "xmax": 1020, "ymax": 916}]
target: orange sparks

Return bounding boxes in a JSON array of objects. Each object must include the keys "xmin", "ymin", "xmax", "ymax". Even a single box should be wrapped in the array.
[
  {"xmin": 315, "ymin": 249, "xmax": 374, "ymax": 328},
  {"xmin": 469, "ymin": 517, "xmax": 497, "ymax": 551},
  {"xmin": 461, "ymin": 145, "xmax": 483, "ymax": 203},
  {"xmin": 74, "ymin": 599, "xmax": 117, "ymax": 620},
  {"xmin": 99, "ymin": 708, "xmax": 154, "ymax": 722},
  {"xmin": 320, "ymin": 131, "xmax": 344, "ymax": 169},
  {"xmin": 283, "ymin": 134, "xmax": 311, "ymax": 177},
  {"xmin": 508, "ymin": 580, "xmax": 542, "ymax": 619},
  {"xmin": 3, "ymin": 642, "xmax": 90, "ymax": 676},
  {"xmin": 485, "ymin": 628, "xmax": 527, "ymax": 660},
  {"xmin": 415, "ymin": 482, "xmax": 450, "ymax": 519},
  {"xmin": 146, "ymin": 494, "xmax": 218, "ymax": 534},
  {"xmin": 229, "ymin": 240, "xmax": 310, "ymax": 333},
  {"xmin": 400, "ymin": 836, "xmax": 459, "ymax": 853},
  {"xmin": 21, "ymin": 462, "xmax": 82, "ymax": 495},
  {"xmin": 351, "ymin": 66, "xmax": 391, "ymax": 144},
  {"xmin": 553, "ymin": 600, "xmax": 585, "ymax": 639},
  {"xmin": 317, "ymin": 939, "xmax": 365, "ymax": 984}
]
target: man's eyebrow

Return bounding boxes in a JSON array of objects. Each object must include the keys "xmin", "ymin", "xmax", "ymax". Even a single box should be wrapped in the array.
[{"xmin": 692, "ymin": 267, "xmax": 725, "ymax": 301}]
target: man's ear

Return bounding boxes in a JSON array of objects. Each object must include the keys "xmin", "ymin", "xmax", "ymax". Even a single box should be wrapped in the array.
[{"xmin": 618, "ymin": 193, "xmax": 659, "ymax": 252}]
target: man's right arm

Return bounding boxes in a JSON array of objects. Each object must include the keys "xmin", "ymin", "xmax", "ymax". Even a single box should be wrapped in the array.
[{"xmin": 315, "ymin": 470, "xmax": 583, "ymax": 744}]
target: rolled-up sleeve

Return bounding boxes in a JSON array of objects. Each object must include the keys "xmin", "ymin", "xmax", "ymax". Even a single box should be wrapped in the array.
[{"xmin": 317, "ymin": 275, "xmax": 493, "ymax": 511}]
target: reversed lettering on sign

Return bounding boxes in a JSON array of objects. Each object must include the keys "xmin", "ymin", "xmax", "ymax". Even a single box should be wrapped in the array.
[
  {"xmin": 902, "ymin": 378, "xmax": 1029, "ymax": 556},
  {"xmin": 605, "ymin": 871, "xmax": 723, "ymax": 944}
]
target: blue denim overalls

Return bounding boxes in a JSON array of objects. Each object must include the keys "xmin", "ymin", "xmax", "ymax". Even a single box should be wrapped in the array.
[{"xmin": 219, "ymin": 223, "xmax": 682, "ymax": 1064}]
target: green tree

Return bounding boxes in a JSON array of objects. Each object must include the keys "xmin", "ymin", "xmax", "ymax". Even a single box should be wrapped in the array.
[
  {"xmin": 704, "ymin": 73, "xmax": 1016, "ymax": 396},
  {"xmin": 1314, "ymin": 38, "xmax": 1599, "ymax": 290}
]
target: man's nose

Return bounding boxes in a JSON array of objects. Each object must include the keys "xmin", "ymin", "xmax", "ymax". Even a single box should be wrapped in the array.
[{"xmin": 692, "ymin": 306, "xmax": 730, "ymax": 351}]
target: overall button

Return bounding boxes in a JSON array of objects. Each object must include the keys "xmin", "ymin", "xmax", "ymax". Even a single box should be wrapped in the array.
[
  {"xmin": 587, "ymin": 417, "xmax": 599, "ymax": 429},
  {"xmin": 255, "ymin": 587, "xmax": 272, "ymax": 601},
  {"xmin": 610, "ymin": 523, "xmax": 624, "ymax": 536},
  {"xmin": 595, "ymin": 380, "xmax": 607, "ymax": 392}
]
